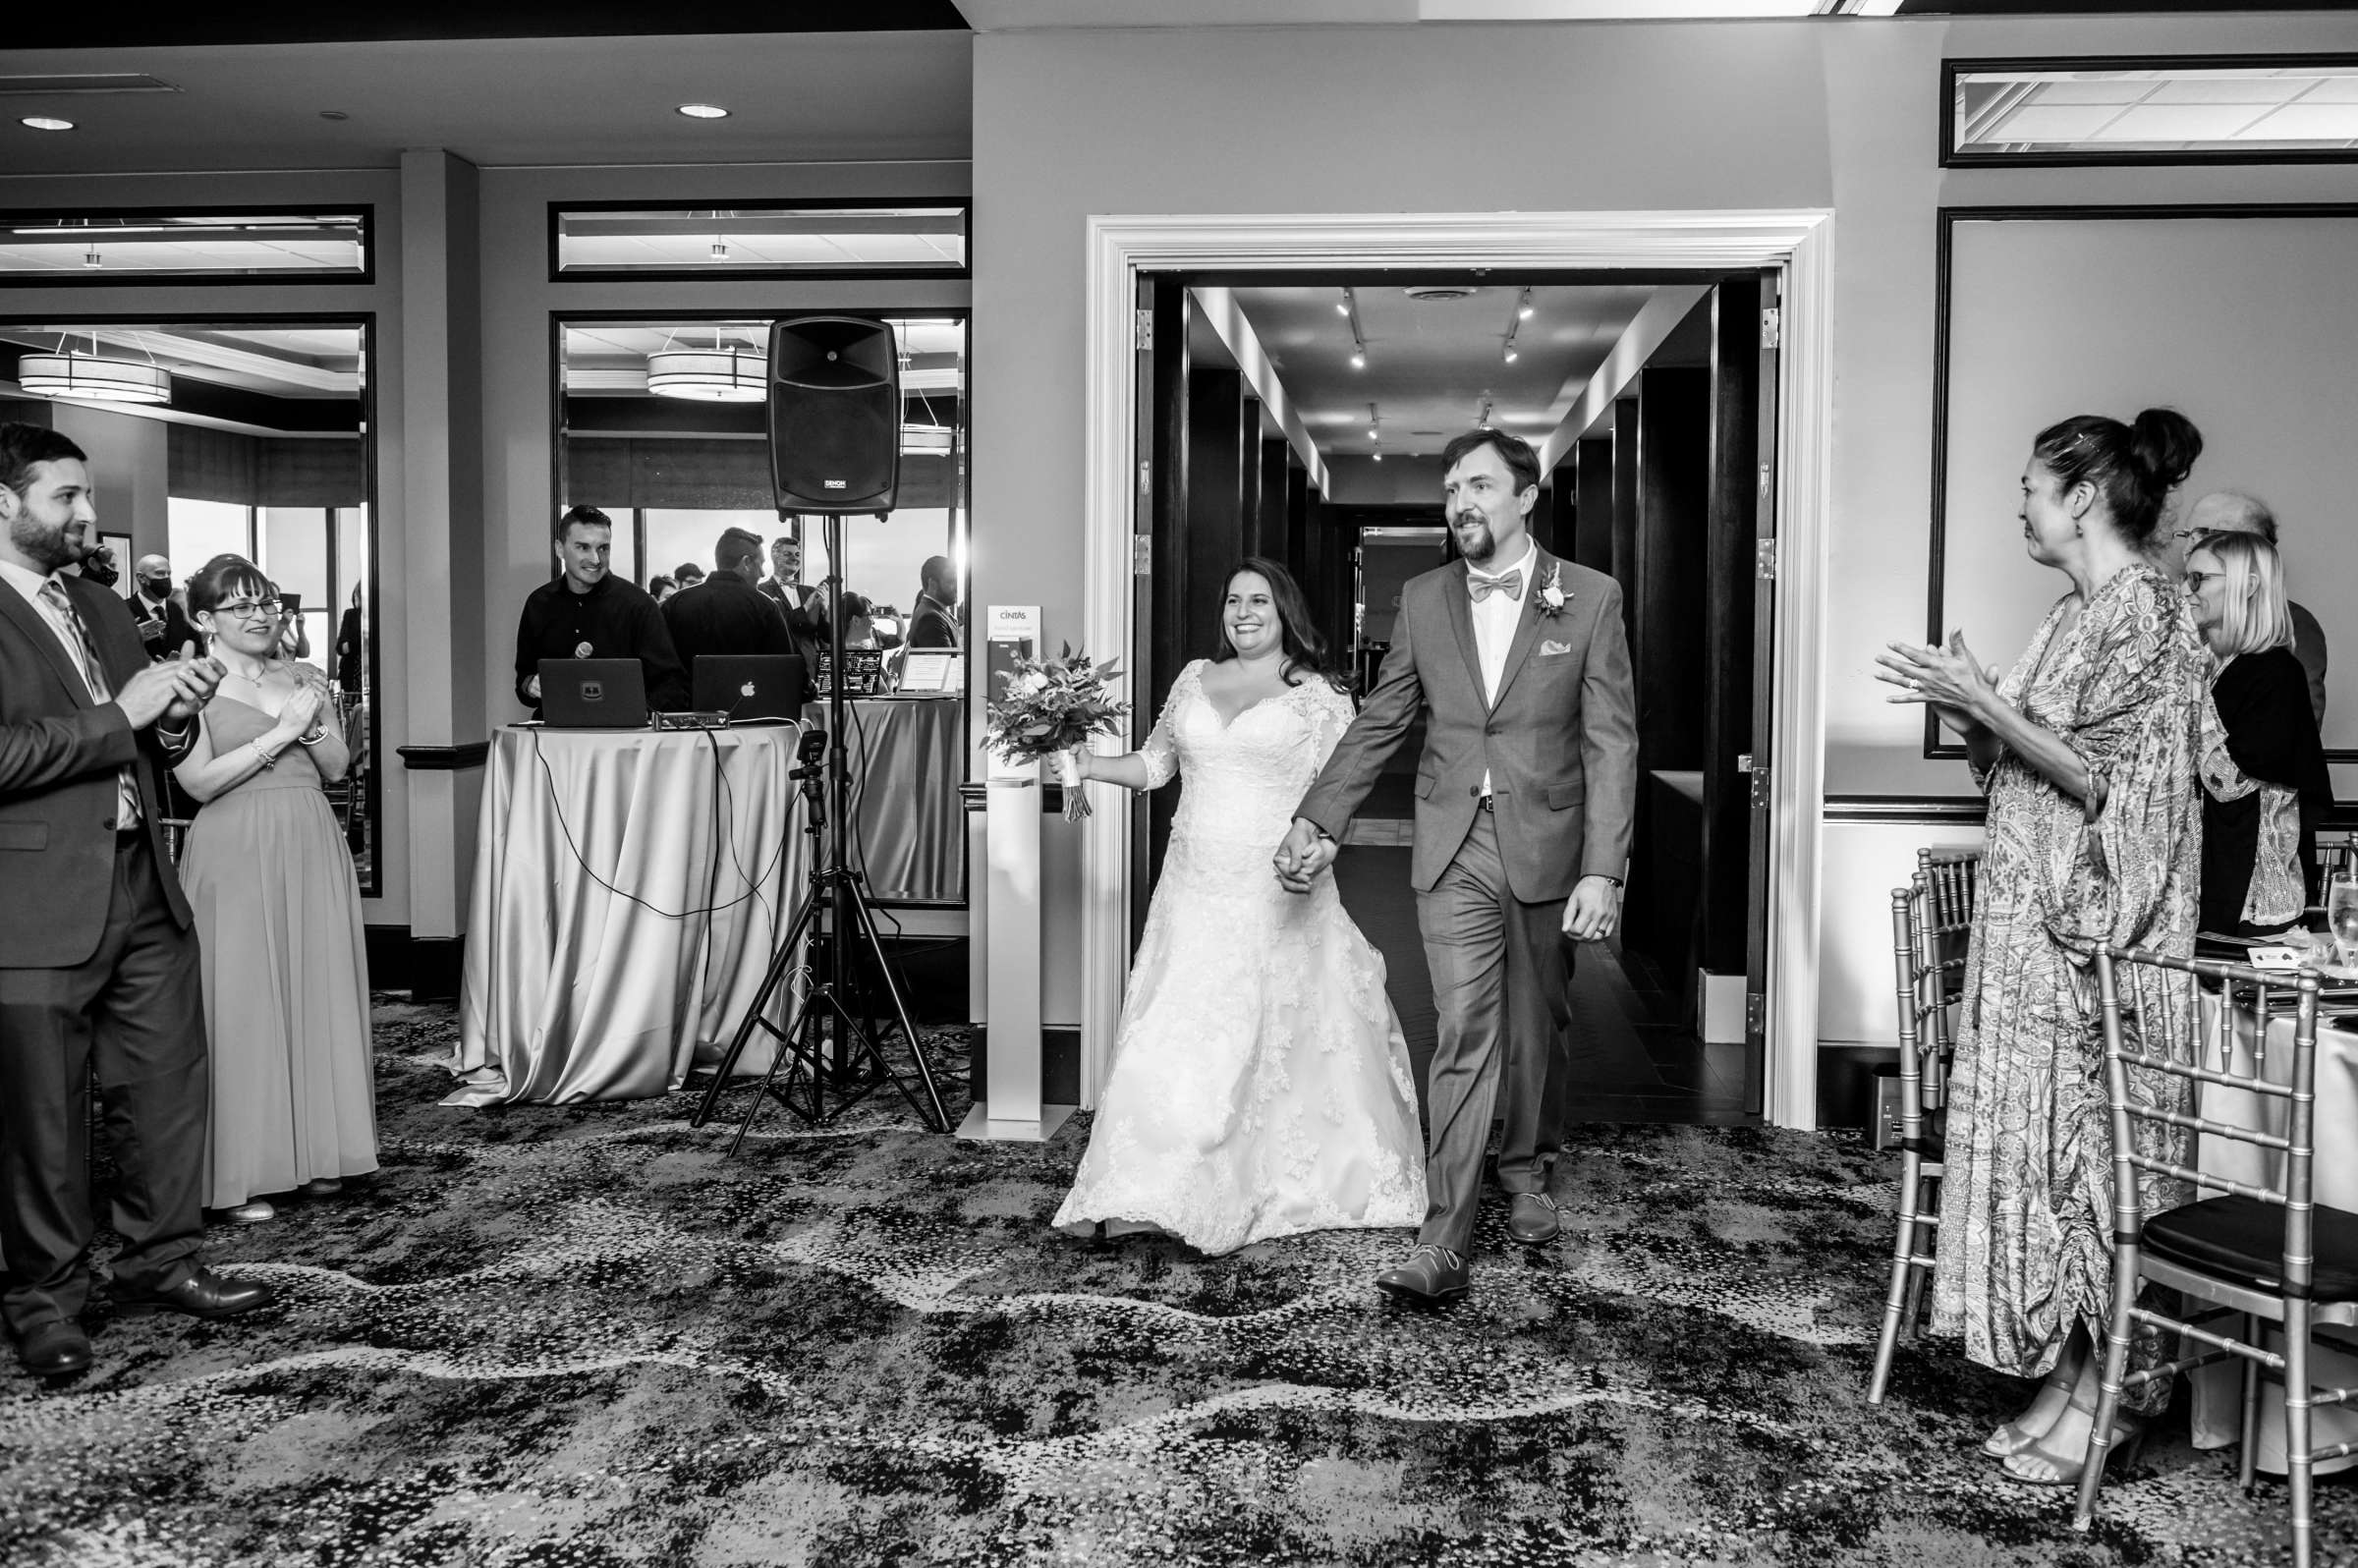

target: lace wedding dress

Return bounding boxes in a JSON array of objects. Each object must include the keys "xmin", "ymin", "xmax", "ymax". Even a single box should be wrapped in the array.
[{"xmin": 1053, "ymin": 660, "xmax": 1429, "ymax": 1255}]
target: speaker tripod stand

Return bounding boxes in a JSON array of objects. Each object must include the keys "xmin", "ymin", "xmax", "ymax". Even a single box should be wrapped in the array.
[{"xmin": 691, "ymin": 518, "xmax": 949, "ymax": 1150}]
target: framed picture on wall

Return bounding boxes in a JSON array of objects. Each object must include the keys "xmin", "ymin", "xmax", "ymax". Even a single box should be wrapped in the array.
[{"xmin": 1927, "ymin": 203, "xmax": 2358, "ymax": 796}]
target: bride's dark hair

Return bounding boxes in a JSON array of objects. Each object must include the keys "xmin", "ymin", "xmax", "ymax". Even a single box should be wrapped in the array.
[{"xmin": 1209, "ymin": 557, "xmax": 1347, "ymax": 692}]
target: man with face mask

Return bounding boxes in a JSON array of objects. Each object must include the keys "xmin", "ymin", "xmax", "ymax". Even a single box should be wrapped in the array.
[{"xmin": 125, "ymin": 554, "xmax": 205, "ymax": 662}]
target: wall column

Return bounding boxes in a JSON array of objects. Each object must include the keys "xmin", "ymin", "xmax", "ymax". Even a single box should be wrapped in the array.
[{"xmin": 394, "ymin": 147, "xmax": 488, "ymax": 995}]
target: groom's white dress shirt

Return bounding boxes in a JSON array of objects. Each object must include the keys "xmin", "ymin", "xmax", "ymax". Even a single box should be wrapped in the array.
[{"xmin": 1467, "ymin": 538, "xmax": 1535, "ymax": 800}]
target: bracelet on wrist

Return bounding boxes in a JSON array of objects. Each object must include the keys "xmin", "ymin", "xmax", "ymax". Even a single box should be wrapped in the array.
[
  {"xmin": 297, "ymin": 724, "xmax": 329, "ymax": 746},
  {"xmin": 250, "ymin": 740, "xmax": 280, "ymax": 770}
]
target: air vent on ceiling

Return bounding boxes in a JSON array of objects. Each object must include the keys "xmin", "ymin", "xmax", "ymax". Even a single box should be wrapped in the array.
[
  {"xmin": 0, "ymin": 74, "xmax": 181, "ymax": 95},
  {"xmin": 1403, "ymin": 285, "xmax": 1480, "ymax": 303}
]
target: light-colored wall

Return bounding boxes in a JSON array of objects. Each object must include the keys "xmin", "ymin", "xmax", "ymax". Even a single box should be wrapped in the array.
[
  {"xmin": 48, "ymin": 403, "xmax": 168, "ymax": 564},
  {"xmin": 970, "ymin": 13, "xmax": 2358, "ymax": 1033},
  {"xmin": 0, "ymin": 168, "xmax": 408, "ymax": 921}
]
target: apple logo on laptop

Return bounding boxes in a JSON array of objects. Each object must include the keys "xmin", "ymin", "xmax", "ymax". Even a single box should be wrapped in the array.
[{"xmin": 741, "ymin": 680, "xmax": 757, "ymax": 697}]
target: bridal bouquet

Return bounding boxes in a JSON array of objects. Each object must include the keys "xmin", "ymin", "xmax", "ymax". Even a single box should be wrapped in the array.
[{"xmin": 984, "ymin": 644, "xmax": 1130, "ymax": 820}]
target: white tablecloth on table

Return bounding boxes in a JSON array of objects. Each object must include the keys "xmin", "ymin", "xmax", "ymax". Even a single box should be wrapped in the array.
[
  {"xmin": 825, "ymin": 695, "xmax": 964, "ymax": 904},
  {"xmin": 2189, "ymin": 987, "xmax": 2358, "ymax": 1474},
  {"xmin": 447, "ymin": 724, "xmax": 808, "ymax": 1106}
]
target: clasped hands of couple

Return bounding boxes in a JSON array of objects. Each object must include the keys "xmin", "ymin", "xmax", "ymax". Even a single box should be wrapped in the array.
[{"xmin": 1269, "ymin": 818, "xmax": 1622, "ymax": 942}]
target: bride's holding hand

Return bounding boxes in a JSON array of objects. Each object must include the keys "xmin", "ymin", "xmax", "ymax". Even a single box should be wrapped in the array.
[{"xmin": 1054, "ymin": 558, "xmax": 1427, "ymax": 1255}]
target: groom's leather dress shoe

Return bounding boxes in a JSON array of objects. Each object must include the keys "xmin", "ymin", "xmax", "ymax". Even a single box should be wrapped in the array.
[
  {"xmin": 17, "ymin": 1320, "xmax": 92, "ymax": 1377},
  {"xmin": 1507, "ymin": 1192, "xmax": 1562, "ymax": 1246},
  {"xmin": 1375, "ymin": 1245, "xmax": 1469, "ymax": 1305},
  {"xmin": 113, "ymin": 1268, "xmax": 274, "ymax": 1320}
]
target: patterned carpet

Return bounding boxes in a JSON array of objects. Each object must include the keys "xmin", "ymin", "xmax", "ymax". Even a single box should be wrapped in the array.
[{"xmin": 0, "ymin": 996, "xmax": 2349, "ymax": 1567}]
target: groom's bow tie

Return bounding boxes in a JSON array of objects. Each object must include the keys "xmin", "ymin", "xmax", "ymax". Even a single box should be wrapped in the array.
[{"xmin": 1468, "ymin": 569, "xmax": 1523, "ymax": 603}]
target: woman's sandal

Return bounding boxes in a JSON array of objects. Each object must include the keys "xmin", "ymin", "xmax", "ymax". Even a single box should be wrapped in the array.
[
  {"xmin": 1998, "ymin": 1401, "xmax": 2148, "ymax": 1486},
  {"xmin": 1981, "ymin": 1369, "xmax": 2080, "ymax": 1456}
]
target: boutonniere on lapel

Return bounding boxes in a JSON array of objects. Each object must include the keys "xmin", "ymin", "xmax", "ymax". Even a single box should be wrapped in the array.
[{"xmin": 1535, "ymin": 564, "xmax": 1570, "ymax": 619}]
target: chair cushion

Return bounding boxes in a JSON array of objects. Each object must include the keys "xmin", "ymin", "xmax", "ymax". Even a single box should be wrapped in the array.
[{"xmin": 2144, "ymin": 1197, "xmax": 2358, "ymax": 1302}]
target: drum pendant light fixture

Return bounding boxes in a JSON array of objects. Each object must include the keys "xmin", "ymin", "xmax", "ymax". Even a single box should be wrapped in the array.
[
  {"xmin": 16, "ymin": 332, "xmax": 172, "ymax": 405},
  {"xmin": 646, "ymin": 329, "xmax": 765, "ymax": 402}
]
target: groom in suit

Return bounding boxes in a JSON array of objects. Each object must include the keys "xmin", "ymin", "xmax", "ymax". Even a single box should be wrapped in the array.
[
  {"xmin": 0, "ymin": 422, "xmax": 275, "ymax": 1378},
  {"xmin": 1280, "ymin": 428, "xmax": 1638, "ymax": 1304}
]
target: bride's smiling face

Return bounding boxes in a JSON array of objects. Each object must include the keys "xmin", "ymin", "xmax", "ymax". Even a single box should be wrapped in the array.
[{"xmin": 1223, "ymin": 572, "xmax": 1281, "ymax": 660}]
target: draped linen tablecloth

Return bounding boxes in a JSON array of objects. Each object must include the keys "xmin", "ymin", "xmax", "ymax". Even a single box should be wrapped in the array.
[
  {"xmin": 828, "ymin": 695, "xmax": 963, "ymax": 904},
  {"xmin": 448, "ymin": 724, "xmax": 807, "ymax": 1107},
  {"xmin": 2189, "ymin": 987, "xmax": 2358, "ymax": 1474}
]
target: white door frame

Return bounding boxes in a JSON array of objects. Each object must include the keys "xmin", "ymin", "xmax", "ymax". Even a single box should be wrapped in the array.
[{"xmin": 1077, "ymin": 209, "xmax": 1833, "ymax": 1131}]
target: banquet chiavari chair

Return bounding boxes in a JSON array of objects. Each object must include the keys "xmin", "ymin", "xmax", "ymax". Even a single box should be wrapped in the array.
[
  {"xmin": 2076, "ymin": 946, "xmax": 2358, "ymax": 1568},
  {"xmin": 1867, "ymin": 851, "xmax": 1978, "ymax": 1403}
]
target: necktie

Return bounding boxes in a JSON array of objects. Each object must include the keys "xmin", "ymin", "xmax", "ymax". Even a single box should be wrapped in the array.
[
  {"xmin": 1469, "ymin": 569, "xmax": 1523, "ymax": 604},
  {"xmin": 40, "ymin": 580, "xmax": 141, "ymax": 828}
]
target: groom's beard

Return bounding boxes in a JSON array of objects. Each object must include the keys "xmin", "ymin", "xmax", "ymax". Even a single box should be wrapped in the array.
[{"xmin": 1452, "ymin": 515, "xmax": 1496, "ymax": 565}]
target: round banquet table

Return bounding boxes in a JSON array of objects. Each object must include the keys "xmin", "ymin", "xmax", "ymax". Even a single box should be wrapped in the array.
[
  {"xmin": 2188, "ymin": 984, "xmax": 2358, "ymax": 1475},
  {"xmin": 447, "ymin": 723, "xmax": 808, "ymax": 1107}
]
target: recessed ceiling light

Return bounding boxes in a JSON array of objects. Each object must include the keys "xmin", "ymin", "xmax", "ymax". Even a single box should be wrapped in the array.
[
  {"xmin": 20, "ymin": 116, "xmax": 74, "ymax": 133},
  {"xmin": 677, "ymin": 103, "xmax": 730, "ymax": 120}
]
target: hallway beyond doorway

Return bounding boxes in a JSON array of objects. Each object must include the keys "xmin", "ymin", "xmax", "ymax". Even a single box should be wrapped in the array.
[{"xmin": 1333, "ymin": 846, "xmax": 1754, "ymax": 1130}]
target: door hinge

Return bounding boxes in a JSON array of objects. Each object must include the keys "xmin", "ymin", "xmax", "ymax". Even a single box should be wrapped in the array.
[
  {"xmin": 1735, "ymin": 752, "xmax": 1754, "ymax": 773},
  {"xmin": 1132, "ymin": 536, "xmax": 1152, "ymax": 577},
  {"xmin": 1750, "ymin": 761, "xmax": 1771, "ymax": 812},
  {"xmin": 1755, "ymin": 538, "xmax": 1777, "ymax": 581},
  {"xmin": 1134, "ymin": 308, "xmax": 1153, "ymax": 351},
  {"xmin": 1760, "ymin": 307, "xmax": 1780, "ymax": 351},
  {"xmin": 1746, "ymin": 991, "xmax": 1768, "ymax": 1035}
]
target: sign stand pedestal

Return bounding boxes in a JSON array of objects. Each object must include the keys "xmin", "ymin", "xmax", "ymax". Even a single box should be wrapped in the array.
[{"xmin": 958, "ymin": 605, "xmax": 1075, "ymax": 1144}]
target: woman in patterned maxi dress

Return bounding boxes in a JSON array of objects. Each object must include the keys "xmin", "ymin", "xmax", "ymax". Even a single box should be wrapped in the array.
[{"xmin": 1879, "ymin": 409, "xmax": 2208, "ymax": 1486}]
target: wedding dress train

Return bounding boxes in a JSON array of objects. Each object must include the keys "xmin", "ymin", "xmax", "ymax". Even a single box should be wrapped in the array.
[{"xmin": 1053, "ymin": 660, "xmax": 1428, "ymax": 1255}]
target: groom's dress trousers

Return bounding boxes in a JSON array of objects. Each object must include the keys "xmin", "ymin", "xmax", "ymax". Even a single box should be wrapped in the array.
[{"xmin": 1298, "ymin": 548, "xmax": 1638, "ymax": 1255}]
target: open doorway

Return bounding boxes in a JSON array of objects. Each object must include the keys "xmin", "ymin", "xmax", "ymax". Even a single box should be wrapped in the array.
[
  {"xmin": 1073, "ymin": 211, "xmax": 1832, "ymax": 1131},
  {"xmin": 1134, "ymin": 272, "xmax": 1772, "ymax": 1124}
]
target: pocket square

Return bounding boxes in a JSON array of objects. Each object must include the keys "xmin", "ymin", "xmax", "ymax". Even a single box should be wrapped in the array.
[{"xmin": 1540, "ymin": 639, "xmax": 1575, "ymax": 656}]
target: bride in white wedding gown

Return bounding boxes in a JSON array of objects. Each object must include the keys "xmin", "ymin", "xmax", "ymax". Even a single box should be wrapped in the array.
[{"xmin": 1053, "ymin": 559, "xmax": 1428, "ymax": 1255}]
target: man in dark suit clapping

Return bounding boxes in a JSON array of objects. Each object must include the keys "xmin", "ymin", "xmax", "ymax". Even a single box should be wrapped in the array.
[{"xmin": 0, "ymin": 423, "xmax": 275, "ymax": 1380}]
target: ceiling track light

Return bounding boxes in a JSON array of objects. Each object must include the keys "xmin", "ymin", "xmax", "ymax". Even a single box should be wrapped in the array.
[
  {"xmin": 1342, "ymin": 286, "xmax": 1369, "ymax": 370},
  {"xmin": 1501, "ymin": 293, "xmax": 1527, "ymax": 365},
  {"xmin": 1517, "ymin": 288, "xmax": 1535, "ymax": 321}
]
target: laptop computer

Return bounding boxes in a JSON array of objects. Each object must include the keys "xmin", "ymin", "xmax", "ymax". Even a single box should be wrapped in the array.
[
  {"xmin": 693, "ymin": 653, "xmax": 807, "ymax": 723},
  {"xmin": 538, "ymin": 658, "xmax": 649, "ymax": 729}
]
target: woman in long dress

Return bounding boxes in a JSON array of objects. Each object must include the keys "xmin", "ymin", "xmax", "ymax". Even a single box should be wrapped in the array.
[
  {"xmin": 1879, "ymin": 409, "xmax": 2208, "ymax": 1485},
  {"xmin": 175, "ymin": 555, "xmax": 377, "ymax": 1223},
  {"xmin": 1053, "ymin": 558, "xmax": 1428, "ymax": 1254}
]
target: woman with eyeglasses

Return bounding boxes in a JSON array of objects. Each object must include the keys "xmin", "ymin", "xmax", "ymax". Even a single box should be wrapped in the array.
[
  {"xmin": 2183, "ymin": 532, "xmax": 2332, "ymax": 937},
  {"xmin": 173, "ymin": 555, "xmax": 376, "ymax": 1224}
]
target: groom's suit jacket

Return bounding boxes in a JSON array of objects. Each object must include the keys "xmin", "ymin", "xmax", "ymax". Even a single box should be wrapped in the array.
[{"xmin": 1298, "ymin": 548, "xmax": 1638, "ymax": 904}]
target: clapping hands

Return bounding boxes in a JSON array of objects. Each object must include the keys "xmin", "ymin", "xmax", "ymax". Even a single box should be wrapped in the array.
[{"xmin": 1876, "ymin": 631, "xmax": 1997, "ymax": 738}]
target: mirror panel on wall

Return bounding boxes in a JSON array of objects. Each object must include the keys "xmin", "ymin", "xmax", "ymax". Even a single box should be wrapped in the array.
[
  {"xmin": 555, "ymin": 313, "xmax": 967, "ymax": 638},
  {"xmin": 0, "ymin": 318, "xmax": 380, "ymax": 892},
  {"xmin": 0, "ymin": 210, "xmax": 369, "ymax": 283},
  {"xmin": 554, "ymin": 312, "xmax": 969, "ymax": 906}
]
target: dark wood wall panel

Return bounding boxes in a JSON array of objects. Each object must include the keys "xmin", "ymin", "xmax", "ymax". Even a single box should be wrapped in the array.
[
  {"xmin": 1700, "ymin": 278, "xmax": 1763, "ymax": 978},
  {"xmin": 1574, "ymin": 437, "xmax": 1614, "ymax": 574}
]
